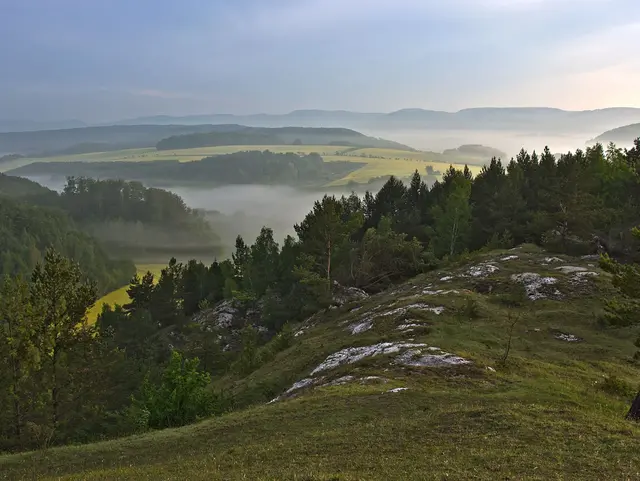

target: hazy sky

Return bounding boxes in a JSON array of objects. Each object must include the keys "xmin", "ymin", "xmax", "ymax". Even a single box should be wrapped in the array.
[{"xmin": 2, "ymin": 0, "xmax": 639, "ymax": 121}]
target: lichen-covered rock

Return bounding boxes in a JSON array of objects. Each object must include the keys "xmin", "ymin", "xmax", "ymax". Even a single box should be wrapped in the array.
[
  {"xmin": 332, "ymin": 281, "xmax": 369, "ymax": 307},
  {"xmin": 555, "ymin": 333, "xmax": 582, "ymax": 342},
  {"xmin": 347, "ymin": 319, "xmax": 373, "ymax": 335},
  {"xmin": 555, "ymin": 266, "xmax": 588, "ymax": 274},
  {"xmin": 310, "ymin": 342, "xmax": 428, "ymax": 375},
  {"xmin": 541, "ymin": 256, "xmax": 565, "ymax": 264},
  {"xmin": 511, "ymin": 273, "xmax": 560, "ymax": 300},
  {"xmin": 465, "ymin": 263, "xmax": 499, "ymax": 278},
  {"xmin": 192, "ymin": 300, "xmax": 238, "ymax": 330},
  {"xmin": 395, "ymin": 347, "xmax": 471, "ymax": 367}
]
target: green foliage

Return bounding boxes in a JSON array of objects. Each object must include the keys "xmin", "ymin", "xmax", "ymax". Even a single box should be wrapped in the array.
[
  {"xmin": 0, "ymin": 250, "xmax": 104, "ymax": 450},
  {"xmin": 132, "ymin": 351, "xmax": 215, "ymax": 430},
  {"xmin": 0, "ymin": 196, "xmax": 134, "ymax": 294},
  {"xmin": 234, "ymin": 326, "xmax": 261, "ymax": 376},
  {"xmin": 429, "ymin": 169, "xmax": 472, "ymax": 257}
]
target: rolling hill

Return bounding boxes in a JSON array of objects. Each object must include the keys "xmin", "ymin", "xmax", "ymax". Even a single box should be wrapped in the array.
[
  {"xmin": 0, "ymin": 124, "xmax": 413, "ymax": 157},
  {"xmin": 1, "ymin": 245, "xmax": 639, "ymax": 480}
]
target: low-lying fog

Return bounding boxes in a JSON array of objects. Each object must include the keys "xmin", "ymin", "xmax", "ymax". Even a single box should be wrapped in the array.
[
  {"xmin": 25, "ymin": 176, "xmax": 347, "ymax": 255},
  {"xmin": 363, "ymin": 129, "xmax": 603, "ymax": 156},
  {"xmin": 20, "ymin": 127, "xmax": 617, "ymax": 257},
  {"xmin": 172, "ymin": 184, "xmax": 342, "ymax": 251}
]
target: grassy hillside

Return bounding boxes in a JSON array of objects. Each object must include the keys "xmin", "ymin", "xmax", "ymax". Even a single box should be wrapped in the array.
[{"xmin": 2, "ymin": 245, "xmax": 639, "ymax": 480}]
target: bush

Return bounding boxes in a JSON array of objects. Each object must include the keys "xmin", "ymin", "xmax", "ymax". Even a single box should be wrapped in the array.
[{"xmin": 132, "ymin": 350, "xmax": 217, "ymax": 429}]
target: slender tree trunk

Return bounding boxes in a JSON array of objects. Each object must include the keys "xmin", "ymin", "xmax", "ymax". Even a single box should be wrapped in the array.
[
  {"xmin": 450, "ymin": 216, "xmax": 459, "ymax": 257},
  {"xmin": 627, "ymin": 391, "xmax": 640, "ymax": 421},
  {"xmin": 326, "ymin": 236, "xmax": 332, "ymax": 286},
  {"xmin": 52, "ymin": 345, "xmax": 59, "ymax": 431}
]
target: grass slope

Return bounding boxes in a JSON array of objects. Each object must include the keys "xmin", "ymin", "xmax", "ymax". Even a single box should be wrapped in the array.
[
  {"xmin": 87, "ymin": 264, "xmax": 165, "ymax": 324},
  {"xmin": 2, "ymin": 245, "xmax": 640, "ymax": 480}
]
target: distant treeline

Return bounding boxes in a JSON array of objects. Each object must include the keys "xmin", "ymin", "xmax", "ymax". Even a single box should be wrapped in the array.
[
  {"xmin": 442, "ymin": 144, "xmax": 506, "ymax": 160},
  {"xmin": 10, "ymin": 151, "xmax": 366, "ymax": 188},
  {"xmin": 156, "ymin": 126, "xmax": 415, "ymax": 151}
]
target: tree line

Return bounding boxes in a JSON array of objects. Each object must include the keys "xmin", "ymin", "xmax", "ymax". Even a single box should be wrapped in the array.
[{"xmin": 11, "ymin": 151, "xmax": 364, "ymax": 188}]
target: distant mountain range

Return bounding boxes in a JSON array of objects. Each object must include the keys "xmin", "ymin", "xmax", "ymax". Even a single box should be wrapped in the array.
[
  {"xmin": 3, "ymin": 108, "xmax": 640, "ymax": 135},
  {"xmin": 109, "ymin": 108, "xmax": 640, "ymax": 134}
]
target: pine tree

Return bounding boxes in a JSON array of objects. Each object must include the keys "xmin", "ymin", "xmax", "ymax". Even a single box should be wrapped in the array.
[
  {"xmin": 29, "ymin": 249, "xmax": 98, "ymax": 434},
  {"xmin": 430, "ymin": 172, "xmax": 472, "ymax": 258},
  {"xmin": 0, "ymin": 276, "xmax": 39, "ymax": 441}
]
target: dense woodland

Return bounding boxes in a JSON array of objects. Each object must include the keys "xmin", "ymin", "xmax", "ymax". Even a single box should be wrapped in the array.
[
  {"xmin": 1, "ymin": 139, "xmax": 640, "ymax": 452},
  {"xmin": 0, "ymin": 175, "xmax": 219, "ymax": 262},
  {"xmin": 10, "ymin": 151, "xmax": 365, "ymax": 188},
  {"xmin": 0, "ymin": 197, "xmax": 134, "ymax": 293}
]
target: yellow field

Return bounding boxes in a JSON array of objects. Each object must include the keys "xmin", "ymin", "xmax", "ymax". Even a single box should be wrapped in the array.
[
  {"xmin": 324, "ymin": 155, "xmax": 482, "ymax": 185},
  {"xmin": 87, "ymin": 263, "xmax": 165, "ymax": 324},
  {"xmin": 10, "ymin": 145, "xmax": 350, "ymax": 168}
]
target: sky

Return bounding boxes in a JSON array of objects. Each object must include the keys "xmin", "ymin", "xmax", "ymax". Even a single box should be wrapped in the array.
[{"xmin": 1, "ymin": 0, "xmax": 640, "ymax": 122}]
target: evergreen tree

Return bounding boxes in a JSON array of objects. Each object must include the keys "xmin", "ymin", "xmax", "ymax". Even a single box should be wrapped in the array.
[{"xmin": 29, "ymin": 249, "xmax": 98, "ymax": 435}]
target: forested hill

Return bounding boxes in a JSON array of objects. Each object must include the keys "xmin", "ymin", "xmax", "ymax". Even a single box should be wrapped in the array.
[
  {"xmin": 0, "ymin": 124, "xmax": 221, "ymax": 156},
  {"xmin": 0, "ymin": 196, "xmax": 134, "ymax": 293},
  {"xmin": 0, "ymin": 175, "xmax": 222, "ymax": 261},
  {"xmin": 9, "ymin": 151, "xmax": 365, "ymax": 188},
  {"xmin": 156, "ymin": 126, "xmax": 414, "ymax": 151},
  {"xmin": 0, "ymin": 172, "xmax": 56, "ymax": 199}
]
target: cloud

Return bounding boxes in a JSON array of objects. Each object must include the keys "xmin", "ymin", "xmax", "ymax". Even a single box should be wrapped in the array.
[{"xmin": 1, "ymin": 0, "xmax": 640, "ymax": 120}]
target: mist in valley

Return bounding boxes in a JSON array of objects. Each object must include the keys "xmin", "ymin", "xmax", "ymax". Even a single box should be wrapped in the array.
[
  {"xmin": 362, "ymin": 128, "xmax": 604, "ymax": 158},
  {"xmin": 23, "ymin": 175, "xmax": 352, "ymax": 258},
  {"xmin": 172, "ymin": 184, "xmax": 357, "ymax": 256}
]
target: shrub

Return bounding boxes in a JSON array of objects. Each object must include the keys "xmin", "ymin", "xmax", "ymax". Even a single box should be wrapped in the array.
[{"xmin": 132, "ymin": 350, "xmax": 216, "ymax": 429}]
